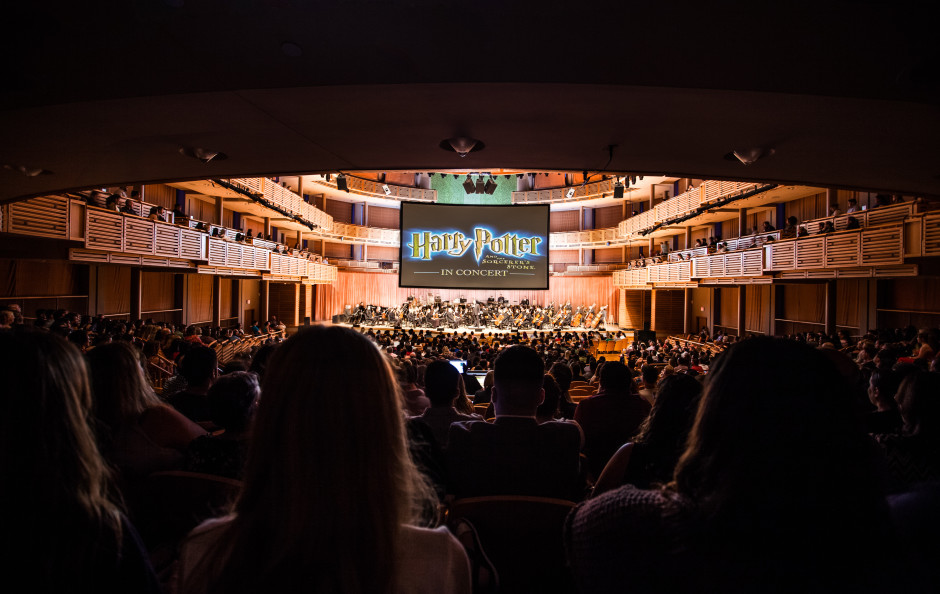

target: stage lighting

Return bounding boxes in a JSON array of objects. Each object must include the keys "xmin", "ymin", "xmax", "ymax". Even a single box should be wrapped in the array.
[
  {"xmin": 463, "ymin": 174, "xmax": 475, "ymax": 193},
  {"xmin": 475, "ymin": 175, "xmax": 486, "ymax": 194},
  {"xmin": 483, "ymin": 177, "xmax": 497, "ymax": 194}
]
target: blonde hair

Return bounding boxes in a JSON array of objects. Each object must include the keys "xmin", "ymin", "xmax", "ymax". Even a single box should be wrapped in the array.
[{"xmin": 193, "ymin": 325, "xmax": 435, "ymax": 593}]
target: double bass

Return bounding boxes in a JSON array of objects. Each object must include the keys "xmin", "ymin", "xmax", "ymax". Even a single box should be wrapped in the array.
[
  {"xmin": 582, "ymin": 303, "xmax": 597, "ymax": 328},
  {"xmin": 588, "ymin": 305, "xmax": 606, "ymax": 329},
  {"xmin": 571, "ymin": 307, "xmax": 584, "ymax": 328}
]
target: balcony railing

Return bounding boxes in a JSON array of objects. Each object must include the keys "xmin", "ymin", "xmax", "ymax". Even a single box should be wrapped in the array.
[
  {"xmin": 226, "ymin": 177, "xmax": 334, "ymax": 231},
  {"xmin": 512, "ymin": 178, "xmax": 617, "ymax": 204}
]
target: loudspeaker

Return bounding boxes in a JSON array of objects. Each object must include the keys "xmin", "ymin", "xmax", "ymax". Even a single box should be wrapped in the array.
[
  {"xmin": 336, "ymin": 175, "xmax": 348, "ymax": 192},
  {"xmin": 636, "ymin": 330, "xmax": 657, "ymax": 343},
  {"xmin": 332, "ymin": 315, "xmax": 343, "ymax": 323},
  {"xmin": 304, "ymin": 316, "xmax": 311, "ymax": 326},
  {"xmin": 613, "ymin": 184, "xmax": 624, "ymax": 199}
]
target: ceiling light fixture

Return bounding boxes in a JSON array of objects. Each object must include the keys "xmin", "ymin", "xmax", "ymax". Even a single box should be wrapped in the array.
[
  {"xmin": 483, "ymin": 177, "xmax": 497, "ymax": 195},
  {"xmin": 475, "ymin": 175, "xmax": 486, "ymax": 194},
  {"xmin": 3, "ymin": 163, "xmax": 53, "ymax": 177},
  {"xmin": 729, "ymin": 147, "xmax": 774, "ymax": 165},
  {"xmin": 462, "ymin": 174, "xmax": 475, "ymax": 193},
  {"xmin": 440, "ymin": 136, "xmax": 485, "ymax": 157},
  {"xmin": 179, "ymin": 146, "xmax": 228, "ymax": 164}
]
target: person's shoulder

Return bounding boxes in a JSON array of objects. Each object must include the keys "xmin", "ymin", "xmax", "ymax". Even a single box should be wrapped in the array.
[{"xmin": 569, "ymin": 485, "xmax": 672, "ymax": 536}]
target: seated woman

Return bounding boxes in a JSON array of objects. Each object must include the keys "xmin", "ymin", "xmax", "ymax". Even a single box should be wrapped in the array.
[
  {"xmin": 176, "ymin": 325, "xmax": 471, "ymax": 593},
  {"xmin": 566, "ymin": 337, "xmax": 902, "ymax": 594},
  {"xmin": 86, "ymin": 342, "xmax": 205, "ymax": 488},
  {"xmin": 1, "ymin": 329, "xmax": 161, "ymax": 592},
  {"xmin": 185, "ymin": 371, "xmax": 260, "ymax": 479},
  {"xmin": 874, "ymin": 371, "xmax": 940, "ymax": 493},
  {"xmin": 591, "ymin": 373, "xmax": 703, "ymax": 495}
]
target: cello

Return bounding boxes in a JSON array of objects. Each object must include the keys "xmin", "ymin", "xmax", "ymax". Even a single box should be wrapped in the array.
[
  {"xmin": 571, "ymin": 307, "xmax": 584, "ymax": 328},
  {"xmin": 582, "ymin": 303, "xmax": 597, "ymax": 328}
]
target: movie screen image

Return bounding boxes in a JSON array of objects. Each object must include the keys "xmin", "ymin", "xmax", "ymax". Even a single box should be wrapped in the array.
[{"xmin": 399, "ymin": 203, "xmax": 550, "ymax": 290}]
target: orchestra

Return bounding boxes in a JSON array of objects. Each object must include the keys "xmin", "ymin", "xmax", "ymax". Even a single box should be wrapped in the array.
[{"xmin": 341, "ymin": 297, "xmax": 607, "ymax": 331}]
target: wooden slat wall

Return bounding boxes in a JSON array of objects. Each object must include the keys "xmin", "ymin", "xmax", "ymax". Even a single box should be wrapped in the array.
[
  {"xmin": 784, "ymin": 192, "xmax": 827, "ymax": 225},
  {"xmin": 619, "ymin": 289, "xmax": 647, "ymax": 330},
  {"xmin": 368, "ymin": 206, "xmax": 399, "ymax": 229},
  {"xmin": 651, "ymin": 289, "xmax": 685, "ymax": 333},
  {"xmin": 719, "ymin": 287, "xmax": 739, "ymax": 329},
  {"xmin": 550, "ymin": 210, "xmax": 580, "ymax": 232},
  {"xmin": 325, "ymin": 199, "xmax": 354, "ymax": 223},
  {"xmin": 186, "ymin": 196, "xmax": 217, "ymax": 223},
  {"xmin": 836, "ymin": 279, "xmax": 861, "ymax": 329},
  {"xmin": 141, "ymin": 271, "xmax": 176, "ymax": 314},
  {"xmin": 781, "ymin": 283, "xmax": 825, "ymax": 325},
  {"xmin": 325, "ymin": 242, "xmax": 354, "ymax": 259},
  {"xmin": 268, "ymin": 282, "xmax": 298, "ymax": 327},
  {"xmin": 366, "ymin": 246, "xmax": 399, "ymax": 261},
  {"xmin": 314, "ymin": 272, "xmax": 617, "ymax": 322},
  {"xmin": 186, "ymin": 273, "xmax": 213, "ymax": 324},
  {"xmin": 593, "ymin": 205, "xmax": 623, "ymax": 229},
  {"xmin": 593, "ymin": 247, "xmax": 623, "ymax": 263},
  {"xmin": 143, "ymin": 184, "xmax": 177, "ymax": 210},
  {"xmin": 745, "ymin": 284, "xmax": 771, "ymax": 334},
  {"xmin": 550, "ymin": 250, "xmax": 580, "ymax": 264},
  {"xmin": 220, "ymin": 278, "xmax": 235, "ymax": 320},
  {"xmin": 96, "ymin": 266, "xmax": 131, "ymax": 316}
]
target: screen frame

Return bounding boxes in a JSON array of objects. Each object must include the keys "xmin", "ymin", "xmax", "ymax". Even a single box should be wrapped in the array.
[{"xmin": 397, "ymin": 202, "xmax": 551, "ymax": 291}]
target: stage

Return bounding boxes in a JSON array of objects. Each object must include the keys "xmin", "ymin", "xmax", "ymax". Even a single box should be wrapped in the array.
[{"xmin": 333, "ymin": 321, "xmax": 628, "ymax": 338}]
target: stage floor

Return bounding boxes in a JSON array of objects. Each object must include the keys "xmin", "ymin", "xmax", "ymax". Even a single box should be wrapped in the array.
[{"xmin": 333, "ymin": 321, "xmax": 625, "ymax": 336}]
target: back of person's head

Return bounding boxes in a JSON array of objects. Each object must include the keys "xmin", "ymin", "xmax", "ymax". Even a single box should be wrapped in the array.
[
  {"xmin": 494, "ymin": 345, "xmax": 545, "ymax": 414},
  {"xmin": 634, "ymin": 373, "xmax": 703, "ymax": 461},
  {"xmin": 179, "ymin": 346, "xmax": 218, "ymax": 386},
  {"xmin": 247, "ymin": 342, "xmax": 278, "ymax": 380},
  {"xmin": 869, "ymin": 368, "xmax": 901, "ymax": 410},
  {"xmin": 86, "ymin": 340, "xmax": 161, "ymax": 438},
  {"xmin": 550, "ymin": 361, "xmax": 573, "ymax": 392},
  {"xmin": 641, "ymin": 364, "xmax": 660, "ymax": 387},
  {"xmin": 896, "ymin": 371, "xmax": 940, "ymax": 436},
  {"xmin": 483, "ymin": 369, "xmax": 495, "ymax": 389},
  {"xmin": 195, "ymin": 325, "xmax": 433, "ymax": 593},
  {"xmin": 0, "ymin": 329, "xmax": 123, "ymax": 588},
  {"xmin": 207, "ymin": 371, "xmax": 260, "ymax": 433},
  {"xmin": 599, "ymin": 361, "xmax": 634, "ymax": 394},
  {"xmin": 672, "ymin": 337, "xmax": 887, "ymax": 564},
  {"xmin": 536, "ymin": 374, "xmax": 562, "ymax": 422},
  {"xmin": 424, "ymin": 359, "xmax": 459, "ymax": 407}
]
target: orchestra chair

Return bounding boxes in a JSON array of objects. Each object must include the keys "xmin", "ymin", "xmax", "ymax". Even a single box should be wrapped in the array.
[
  {"xmin": 569, "ymin": 380, "xmax": 589, "ymax": 388},
  {"xmin": 444, "ymin": 495, "xmax": 578, "ymax": 594},
  {"xmin": 136, "ymin": 471, "xmax": 242, "ymax": 579}
]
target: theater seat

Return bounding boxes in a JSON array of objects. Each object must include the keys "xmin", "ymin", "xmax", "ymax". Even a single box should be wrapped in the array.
[{"xmin": 445, "ymin": 495, "xmax": 577, "ymax": 594}]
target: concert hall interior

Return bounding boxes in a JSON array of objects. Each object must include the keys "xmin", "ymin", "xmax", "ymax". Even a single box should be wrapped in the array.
[{"xmin": 2, "ymin": 3, "xmax": 940, "ymax": 593}]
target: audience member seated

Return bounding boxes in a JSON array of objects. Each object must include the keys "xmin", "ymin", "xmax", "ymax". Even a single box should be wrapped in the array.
[
  {"xmin": 175, "ymin": 325, "xmax": 471, "ymax": 594},
  {"xmin": 846, "ymin": 215, "xmax": 861, "ymax": 229},
  {"xmin": 1, "ymin": 329, "xmax": 162, "ymax": 593},
  {"xmin": 408, "ymin": 360, "xmax": 482, "ymax": 448},
  {"xmin": 637, "ymin": 364, "xmax": 660, "ymax": 406},
  {"xmin": 445, "ymin": 345, "xmax": 584, "ymax": 500},
  {"xmin": 565, "ymin": 337, "xmax": 903, "ymax": 594},
  {"xmin": 184, "ymin": 371, "xmax": 260, "ymax": 480},
  {"xmin": 761, "ymin": 221, "xmax": 775, "ymax": 233},
  {"xmin": 574, "ymin": 361, "xmax": 652, "ymax": 481},
  {"xmin": 398, "ymin": 359, "xmax": 430, "ymax": 415},
  {"xmin": 549, "ymin": 361, "xmax": 578, "ymax": 419},
  {"xmin": 874, "ymin": 371, "xmax": 940, "ymax": 493},
  {"xmin": 120, "ymin": 199, "xmax": 136, "ymax": 215},
  {"xmin": 592, "ymin": 373, "xmax": 703, "ymax": 495},
  {"xmin": 87, "ymin": 341, "xmax": 206, "ymax": 488},
  {"xmin": 473, "ymin": 369, "xmax": 494, "ymax": 404},
  {"xmin": 867, "ymin": 368, "xmax": 903, "ymax": 435},
  {"xmin": 167, "ymin": 347, "xmax": 220, "ymax": 425},
  {"xmin": 847, "ymin": 197, "xmax": 860, "ymax": 213},
  {"xmin": 148, "ymin": 205, "xmax": 165, "ymax": 221}
]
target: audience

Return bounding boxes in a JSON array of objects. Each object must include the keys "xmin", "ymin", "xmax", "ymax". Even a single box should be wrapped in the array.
[
  {"xmin": 445, "ymin": 345, "xmax": 584, "ymax": 500},
  {"xmin": 175, "ymin": 325, "xmax": 471, "ymax": 593},
  {"xmin": 566, "ymin": 336, "xmax": 907, "ymax": 593},
  {"xmin": 166, "ymin": 347, "xmax": 219, "ymax": 425},
  {"xmin": 408, "ymin": 359, "xmax": 482, "ymax": 448},
  {"xmin": 0, "ymin": 329, "xmax": 162, "ymax": 593},
  {"xmin": 574, "ymin": 361, "xmax": 652, "ymax": 481}
]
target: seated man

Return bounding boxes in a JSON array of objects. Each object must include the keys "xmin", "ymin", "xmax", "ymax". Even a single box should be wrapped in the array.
[
  {"xmin": 445, "ymin": 345, "xmax": 584, "ymax": 500},
  {"xmin": 574, "ymin": 361, "xmax": 652, "ymax": 481},
  {"xmin": 409, "ymin": 359, "xmax": 482, "ymax": 448}
]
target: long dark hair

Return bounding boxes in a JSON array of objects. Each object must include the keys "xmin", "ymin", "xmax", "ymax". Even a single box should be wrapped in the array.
[
  {"xmin": 0, "ymin": 329, "xmax": 124, "ymax": 589},
  {"xmin": 193, "ymin": 325, "xmax": 435, "ymax": 593},
  {"xmin": 670, "ymin": 337, "xmax": 889, "ymax": 577}
]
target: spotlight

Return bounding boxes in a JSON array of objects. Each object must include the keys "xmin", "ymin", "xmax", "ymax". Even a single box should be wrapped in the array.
[
  {"xmin": 336, "ymin": 174, "xmax": 348, "ymax": 192},
  {"xmin": 463, "ymin": 175, "xmax": 475, "ymax": 193},
  {"xmin": 475, "ymin": 175, "xmax": 486, "ymax": 194},
  {"xmin": 613, "ymin": 180, "xmax": 625, "ymax": 199},
  {"xmin": 179, "ymin": 146, "xmax": 227, "ymax": 164},
  {"xmin": 382, "ymin": 184, "xmax": 391, "ymax": 196},
  {"xmin": 483, "ymin": 177, "xmax": 497, "ymax": 194}
]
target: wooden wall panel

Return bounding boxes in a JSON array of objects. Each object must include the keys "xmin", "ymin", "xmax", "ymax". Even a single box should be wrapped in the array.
[
  {"xmin": 651, "ymin": 289, "xmax": 685, "ymax": 333},
  {"xmin": 718, "ymin": 287, "xmax": 739, "ymax": 330},
  {"xmin": 880, "ymin": 277, "xmax": 940, "ymax": 313},
  {"xmin": 620, "ymin": 288, "xmax": 650, "ymax": 330},
  {"xmin": 0, "ymin": 259, "xmax": 80, "ymax": 297},
  {"xmin": 325, "ymin": 242, "xmax": 353, "ymax": 260},
  {"xmin": 269, "ymin": 282, "xmax": 298, "ymax": 327},
  {"xmin": 550, "ymin": 210, "xmax": 580, "ymax": 232},
  {"xmin": 781, "ymin": 283, "xmax": 825, "ymax": 325},
  {"xmin": 550, "ymin": 250, "xmax": 579, "ymax": 264},
  {"xmin": 836, "ymin": 279, "xmax": 861, "ymax": 329},
  {"xmin": 593, "ymin": 247, "xmax": 622, "ymax": 263},
  {"xmin": 186, "ymin": 196, "xmax": 217, "ymax": 223},
  {"xmin": 315, "ymin": 272, "xmax": 618, "ymax": 322},
  {"xmin": 745, "ymin": 284, "xmax": 771, "ymax": 334},
  {"xmin": 97, "ymin": 266, "xmax": 131, "ymax": 316},
  {"xmin": 220, "ymin": 278, "xmax": 235, "ymax": 319},
  {"xmin": 368, "ymin": 206, "xmax": 399, "ymax": 229},
  {"xmin": 325, "ymin": 199, "xmax": 354, "ymax": 223},
  {"xmin": 593, "ymin": 205, "xmax": 623, "ymax": 229},
  {"xmin": 186, "ymin": 273, "xmax": 214, "ymax": 324},
  {"xmin": 366, "ymin": 246, "xmax": 398, "ymax": 261},
  {"xmin": 143, "ymin": 184, "xmax": 177, "ymax": 210},
  {"xmin": 784, "ymin": 192, "xmax": 826, "ymax": 225},
  {"xmin": 141, "ymin": 271, "xmax": 176, "ymax": 314}
]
